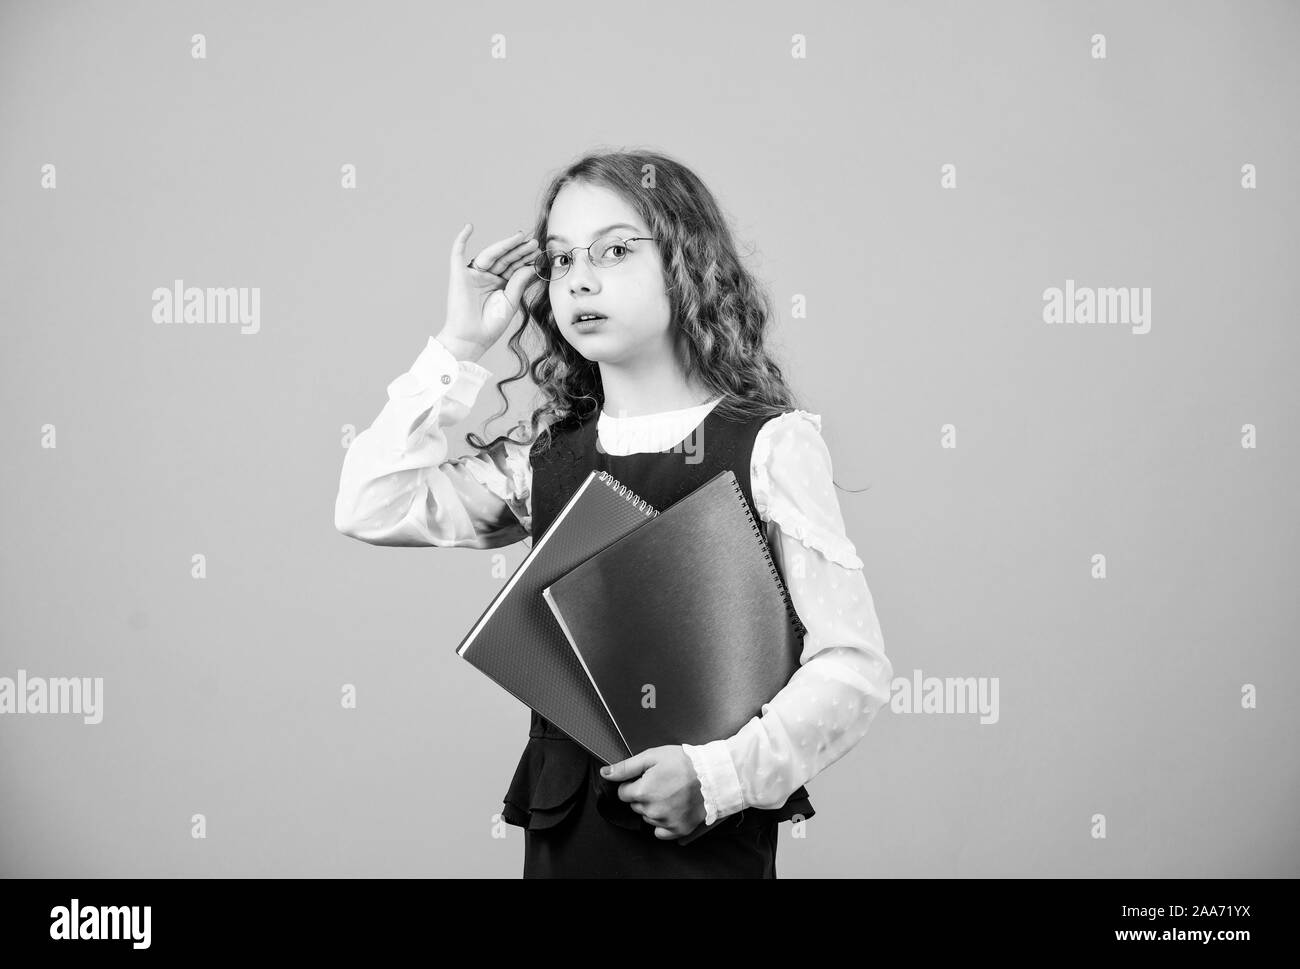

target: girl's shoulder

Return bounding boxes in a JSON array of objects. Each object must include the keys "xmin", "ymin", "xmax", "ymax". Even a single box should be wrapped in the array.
[
  {"xmin": 751, "ymin": 409, "xmax": 864, "ymax": 570},
  {"xmin": 758, "ymin": 407, "xmax": 823, "ymax": 436},
  {"xmin": 751, "ymin": 408, "xmax": 826, "ymax": 473}
]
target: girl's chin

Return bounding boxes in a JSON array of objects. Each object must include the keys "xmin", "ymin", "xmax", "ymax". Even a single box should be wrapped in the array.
[
  {"xmin": 569, "ymin": 341, "xmax": 629, "ymax": 366},
  {"xmin": 564, "ymin": 328, "xmax": 614, "ymax": 351}
]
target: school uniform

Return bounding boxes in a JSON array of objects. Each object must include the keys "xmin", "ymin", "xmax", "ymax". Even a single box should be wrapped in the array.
[
  {"xmin": 499, "ymin": 404, "xmax": 814, "ymax": 878},
  {"xmin": 335, "ymin": 335, "xmax": 894, "ymax": 879}
]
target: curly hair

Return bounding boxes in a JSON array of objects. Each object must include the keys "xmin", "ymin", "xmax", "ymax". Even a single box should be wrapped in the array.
[{"xmin": 464, "ymin": 147, "xmax": 811, "ymax": 469}]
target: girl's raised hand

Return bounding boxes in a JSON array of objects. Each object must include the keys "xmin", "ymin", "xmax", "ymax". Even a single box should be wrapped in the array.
[{"xmin": 439, "ymin": 224, "xmax": 540, "ymax": 362}]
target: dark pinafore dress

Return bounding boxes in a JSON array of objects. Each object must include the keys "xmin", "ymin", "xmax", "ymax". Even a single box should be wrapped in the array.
[{"xmin": 499, "ymin": 403, "xmax": 815, "ymax": 878}]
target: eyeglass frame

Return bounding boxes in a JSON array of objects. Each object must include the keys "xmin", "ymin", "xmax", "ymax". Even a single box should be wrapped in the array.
[{"xmin": 532, "ymin": 235, "xmax": 657, "ymax": 282}]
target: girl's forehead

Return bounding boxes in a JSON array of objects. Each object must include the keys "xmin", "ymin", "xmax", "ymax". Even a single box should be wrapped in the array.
[{"xmin": 549, "ymin": 182, "xmax": 646, "ymax": 235}]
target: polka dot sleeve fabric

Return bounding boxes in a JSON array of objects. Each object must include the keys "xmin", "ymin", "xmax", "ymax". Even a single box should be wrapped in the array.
[
  {"xmin": 750, "ymin": 410, "xmax": 865, "ymax": 573},
  {"xmin": 334, "ymin": 336, "xmax": 532, "ymax": 548},
  {"xmin": 683, "ymin": 412, "xmax": 893, "ymax": 822}
]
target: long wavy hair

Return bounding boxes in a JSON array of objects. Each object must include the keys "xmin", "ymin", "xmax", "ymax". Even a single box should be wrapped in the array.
[{"xmin": 464, "ymin": 149, "xmax": 859, "ymax": 491}]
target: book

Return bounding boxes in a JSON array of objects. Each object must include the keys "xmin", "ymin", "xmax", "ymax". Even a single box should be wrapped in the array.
[
  {"xmin": 541, "ymin": 468, "xmax": 808, "ymax": 767},
  {"xmin": 455, "ymin": 469, "xmax": 659, "ymax": 767}
]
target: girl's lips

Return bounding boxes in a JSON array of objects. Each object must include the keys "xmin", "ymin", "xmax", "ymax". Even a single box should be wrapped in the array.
[{"xmin": 572, "ymin": 316, "xmax": 607, "ymax": 330}]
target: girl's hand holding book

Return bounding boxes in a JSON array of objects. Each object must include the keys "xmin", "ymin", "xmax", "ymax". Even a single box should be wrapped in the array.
[{"xmin": 601, "ymin": 745, "xmax": 708, "ymax": 840}]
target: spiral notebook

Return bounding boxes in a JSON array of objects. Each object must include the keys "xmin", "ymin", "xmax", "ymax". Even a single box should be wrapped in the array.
[
  {"xmin": 455, "ymin": 469, "xmax": 659, "ymax": 767},
  {"xmin": 540, "ymin": 468, "xmax": 808, "ymax": 763}
]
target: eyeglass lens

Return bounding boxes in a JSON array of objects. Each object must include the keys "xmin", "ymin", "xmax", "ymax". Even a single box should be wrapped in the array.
[{"xmin": 534, "ymin": 235, "xmax": 633, "ymax": 281}]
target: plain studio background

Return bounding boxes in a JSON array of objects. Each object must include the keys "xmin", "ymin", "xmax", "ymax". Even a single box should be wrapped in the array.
[{"xmin": 1, "ymin": 0, "xmax": 1296, "ymax": 878}]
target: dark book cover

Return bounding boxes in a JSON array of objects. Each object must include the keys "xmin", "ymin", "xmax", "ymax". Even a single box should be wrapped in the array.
[
  {"xmin": 541, "ymin": 469, "xmax": 807, "ymax": 765},
  {"xmin": 455, "ymin": 470, "xmax": 659, "ymax": 766}
]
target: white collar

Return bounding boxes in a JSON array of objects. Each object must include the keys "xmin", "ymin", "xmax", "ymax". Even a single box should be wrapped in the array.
[{"xmin": 596, "ymin": 396, "xmax": 724, "ymax": 456}]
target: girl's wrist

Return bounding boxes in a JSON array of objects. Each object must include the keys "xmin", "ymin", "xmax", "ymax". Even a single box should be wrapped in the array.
[{"xmin": 435, "ymin": 329, "xmax": 488, "ymax": 364}]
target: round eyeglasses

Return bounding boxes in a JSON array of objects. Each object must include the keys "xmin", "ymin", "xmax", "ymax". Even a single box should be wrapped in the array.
[{"xmin": 533, "ymin": 235, "xmax": 656, "ymax": 282}]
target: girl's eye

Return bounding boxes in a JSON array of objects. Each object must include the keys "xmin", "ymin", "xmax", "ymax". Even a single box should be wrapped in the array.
[{"xmin": 607, "ymin": 244, "xmax": 627, "ymax": 259}]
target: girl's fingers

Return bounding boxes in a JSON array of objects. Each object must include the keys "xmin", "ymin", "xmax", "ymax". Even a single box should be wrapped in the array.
[
  {"xmin": 470, "ymin": 229, "xmax": 535, "ymax": 273},
  {"xmin": 502, "ymin": 258, "xmax": 539, "ymax": 308},
  {"xmin": 498, "ymin": 244, "xmax": 540, "ymax": 278},
  {"xmin": 489, "ymin": 236, "xmax": 538, "ymax": 268},
  {"xmin": 450, "ymin": 222, "xmax": 474, "ymax": 267},
  {"xmin": 480, "ymin": 236, "xmax": 538, "ymax": 275}
]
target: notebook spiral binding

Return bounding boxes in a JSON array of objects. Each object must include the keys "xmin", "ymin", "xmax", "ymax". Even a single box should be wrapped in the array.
[
  {"xmin": 596, "ymin": 470, "xmax": 660, "ymax": 519},
  {"xmin": 727, "ymin": 475, "xmax": 809, "ymax": 641}
]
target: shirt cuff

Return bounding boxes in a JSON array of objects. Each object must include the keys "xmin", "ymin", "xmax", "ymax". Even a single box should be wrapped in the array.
[
  {"xmin": 393, "ymin": 336, "xmax": 492, "ymax": 409},
  {"xmin": 681, "ymin": 740, "xmax": 746, "ymax": 825}
]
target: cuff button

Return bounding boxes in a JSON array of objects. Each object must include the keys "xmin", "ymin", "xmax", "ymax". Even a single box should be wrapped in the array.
[{"xmin": 441, "ymin": 374, "xmax": 452, "ymax": 384}]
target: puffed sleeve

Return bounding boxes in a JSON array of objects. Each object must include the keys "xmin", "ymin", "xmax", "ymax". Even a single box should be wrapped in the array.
[
  {"xmin": 334, "ymin": 336, "xmax": 533, "ymax": 547},
  {"xmin": 682, "ymin": 410, "xmax": 893, "ymax": 824}
]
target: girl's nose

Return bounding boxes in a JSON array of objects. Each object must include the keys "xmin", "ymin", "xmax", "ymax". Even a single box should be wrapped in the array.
[{"xmin": 567, "ymin": 256, "xmax": 599, "ymax": 291}]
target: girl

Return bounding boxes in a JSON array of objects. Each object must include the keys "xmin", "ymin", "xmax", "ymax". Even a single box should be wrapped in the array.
[{"xmin": 334, "ymin": 149, "xmax": 893, "ymax": 879}]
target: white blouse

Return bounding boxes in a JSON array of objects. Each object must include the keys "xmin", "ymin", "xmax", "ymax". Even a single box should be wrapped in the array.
[{"xmin": 334, "ymin": 335, "xmax": 894, "ymax": 827}]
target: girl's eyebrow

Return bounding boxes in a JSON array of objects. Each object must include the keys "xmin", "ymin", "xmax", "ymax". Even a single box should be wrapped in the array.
[{"xmin": 545, "ymin": 222, "xmax": 643, "ymax": 245}]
